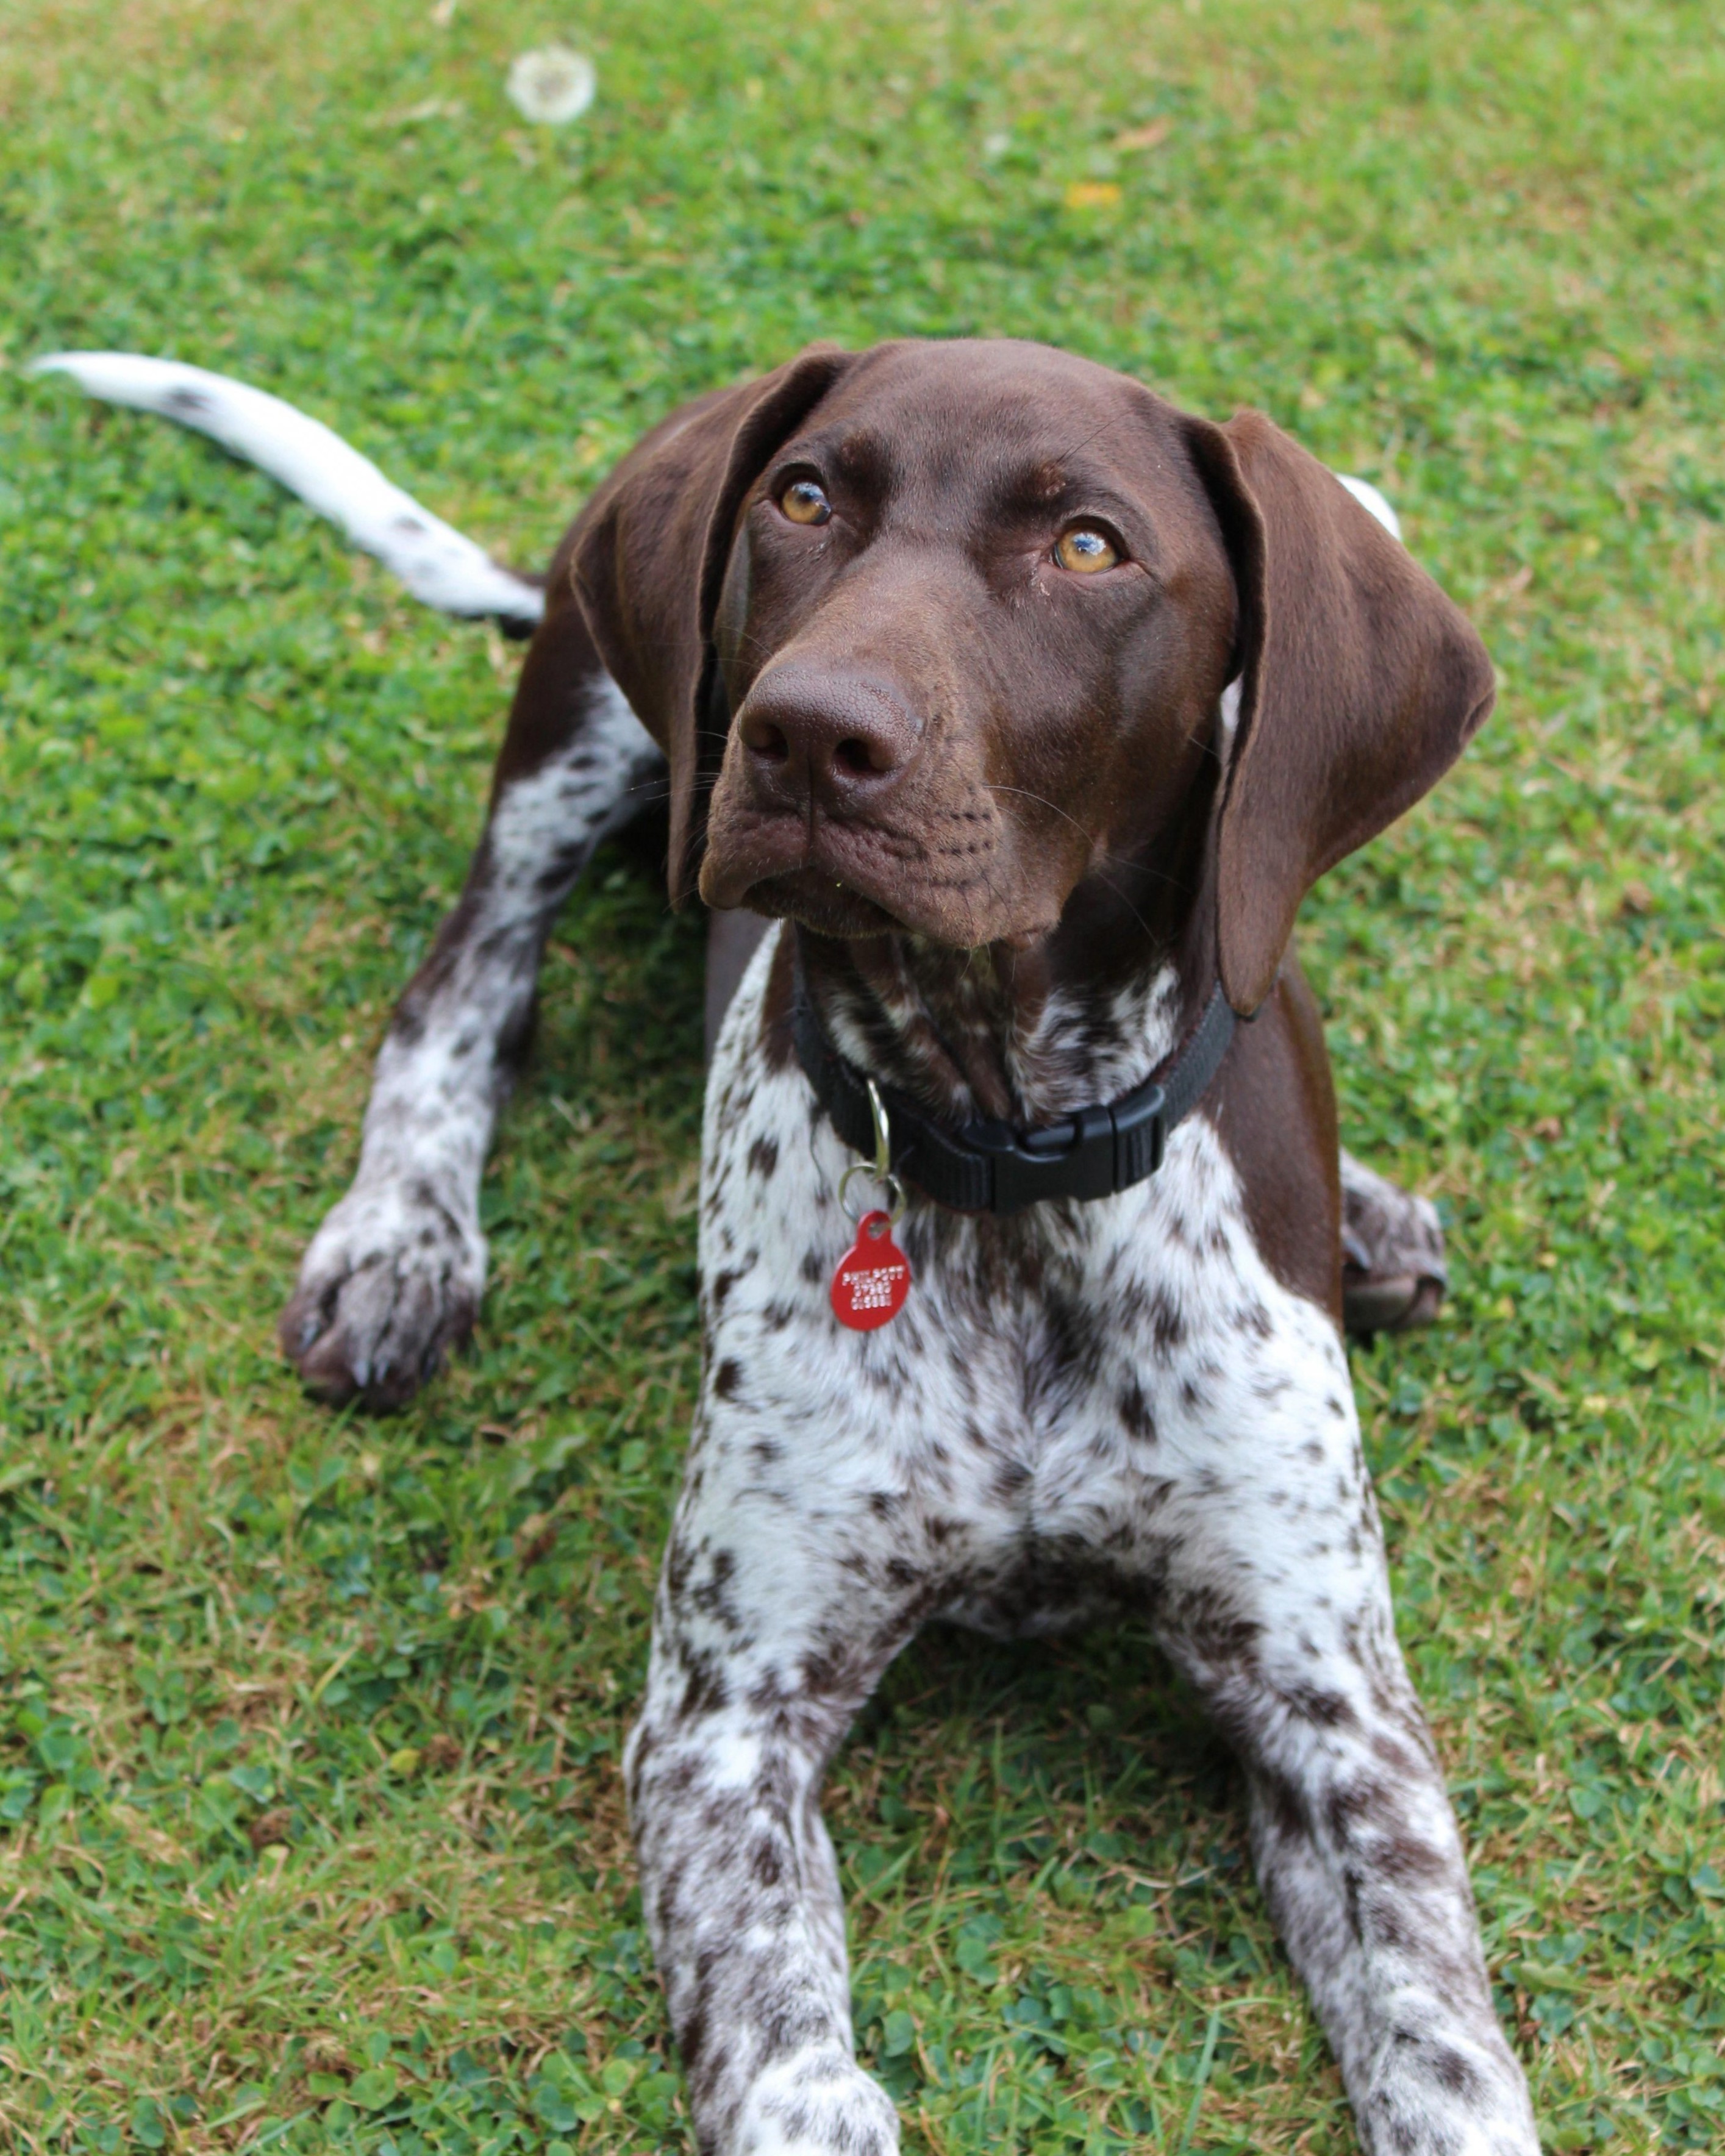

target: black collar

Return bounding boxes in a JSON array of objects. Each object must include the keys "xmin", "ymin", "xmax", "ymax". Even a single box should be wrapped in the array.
[{"xmin": 791, "ymin": 958, "xmax": 1238, "ymax": 1218}]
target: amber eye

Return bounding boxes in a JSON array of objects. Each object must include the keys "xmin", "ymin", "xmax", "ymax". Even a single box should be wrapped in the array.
[
  {"xmin": 780, "ymin": 477, "xmax": 832, "ymax": 526},
  {"xmin": 1055, "ymin": 526, "xmax": 1119, "ymax": 573}
]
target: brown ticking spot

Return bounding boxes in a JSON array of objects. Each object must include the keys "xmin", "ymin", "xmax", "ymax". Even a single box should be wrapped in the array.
[
  {"xmin": 658, "ymin": 1752, "xmax": 705, "ymax": 1799},
  {"xmin": 1259, "ymin": 1768, "xmax": 1308, "ymax": 1839},
  {"xmin": 1367, "ymin": 1898, "xmax": 1420, "ymax": 1957},
  {"xmin": 1424, "ymin": 2046, "xmax": 1482, "ymax": 2100},
  {"xmin": 1325, "ymin": 1776, "xmax": 1395, "ymax": 1840},
  {"xmin": 1282, "ymin": 1682, "xmax": 1354, "ymax": 1729},
  {"xmin": 713, "ymin": 1357, "xmax": 743, "ymax": 1401},
  {"xmin": 747, "ymin": 1134, "xmax": 780, "ymax": 1178},
  {"xmin": 1378, "ymin": 1833, "xmax": 1451, "ymax": 1891},
  {"xmin": 760, "ymin": 932, "xmax": 800, "ymax": 1069},
  {"xmin": 1370, "ymin": 1727, "xmax": 1424, "ymax": 1777},
  {"xmin": 680, "ymin": 1655, "xmax": 731, "ymax": 1718},
  {"xmin": 1118, "ymin": 1376, "xmax": 1157, "ymax": 1440}
]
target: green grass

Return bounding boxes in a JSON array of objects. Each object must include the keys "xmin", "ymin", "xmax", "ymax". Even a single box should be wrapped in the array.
[{"xmin": 2, "ymin": 0, "xmax": 1723, "ymax": 2148}]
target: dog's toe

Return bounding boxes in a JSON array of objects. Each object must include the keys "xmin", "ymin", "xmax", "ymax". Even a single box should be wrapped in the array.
[
  {"xmin": 1341, "ymin": 1267, "xmax": 1445, "ymax": 1338},
  {"xmin": 734, "ymin": 2051, "xmax": 900, "ymax": 2156},
  {"xmin": 279, "ymin": 1184, "xmax": 485, "ymax": 1410},
  {"xmin": 1338, "ymin": 1151, "xmax": 1448, "ymax": 1338}
]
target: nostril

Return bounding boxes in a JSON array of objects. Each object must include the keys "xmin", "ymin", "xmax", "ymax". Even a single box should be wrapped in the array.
[
  {"xmin": 833, "ymin": 737, "xmax": 883, "ymax": 778},
  {"xmin": 746, "ymin": 722, "xmax": 790, "ymax": 765},
  {"xmin": 737, "ymin": 677, "xmax": 916, "ymax": 793}
]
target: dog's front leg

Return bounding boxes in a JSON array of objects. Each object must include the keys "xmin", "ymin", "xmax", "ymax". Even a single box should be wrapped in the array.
[
  {"xmin": 627, "ymin": 1423, "xmax": 913, "ymax": 2155},
  {"xmin": 280, "ymin": 604, "xmax": 663, "ymax": 1407},
  {"xmin": 1155, "ymin": 1313, "xmax": 1539, "ymax": 2155}
]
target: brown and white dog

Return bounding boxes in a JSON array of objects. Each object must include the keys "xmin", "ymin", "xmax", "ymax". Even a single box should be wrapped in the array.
[{"xmin": 41, "ymin": 341, "xmax": 1532, "ymax": 2155}]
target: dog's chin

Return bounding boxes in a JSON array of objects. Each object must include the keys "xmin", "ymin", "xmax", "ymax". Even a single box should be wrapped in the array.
[
  {"xmin": 701, "ymin": 824, "xmax": 927, "ymax": 938},
  {"xmin": 699, "ymin": 817, "xmax": 1059, "ymax": 949},
  {"xmin": 742, "ymin": 868, "xmax": 909, "ymax": 940},
  {"xmin": 723, "ymin": 868, "xmax": 1062, "ymax": 952}
]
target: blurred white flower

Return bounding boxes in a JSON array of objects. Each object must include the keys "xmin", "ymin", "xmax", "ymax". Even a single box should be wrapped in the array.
[{"xmin": 506, "ymin": 45, "xmax": 596, "ymax": 126}]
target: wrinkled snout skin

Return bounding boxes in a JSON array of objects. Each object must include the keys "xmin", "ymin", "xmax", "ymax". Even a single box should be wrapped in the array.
[{"xmin": 697, "ymin": 341, "xmax": 1240, "ymax": 956}]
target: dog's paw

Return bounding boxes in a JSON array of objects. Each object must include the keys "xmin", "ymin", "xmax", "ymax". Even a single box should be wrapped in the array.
[
  {"xmin": 279, "ymin": 1179, "xmax": 485, "ymax": 1410},
  {"xmin": 1339, "ymin": 1150, "xmax": 1447, "ymax": 1338},
  {"xmin": 733, "ymin": 2049, "xmax": 899, "ymax": 2156}
]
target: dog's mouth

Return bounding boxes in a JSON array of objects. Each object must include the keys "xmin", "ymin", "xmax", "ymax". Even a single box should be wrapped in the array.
[
  {"xmin": 740, "ymin": 865, "xmax": 905, "ymax": 939},
  {"xmin": 700, "ymin": 800, "xmax": 1055, "ymax": 950},
  {"xmin": 699, "ymin": 812, "xmax": 921, "ymax": 937}
]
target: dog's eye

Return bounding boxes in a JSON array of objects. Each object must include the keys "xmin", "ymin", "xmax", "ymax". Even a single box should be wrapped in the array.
[
  {"xmin": 1055, "ymin": 526, "xmax": 1119, "ymax": 573},
  {"xmin": 780, "ymin": 479, "xmax": 832, "ymax": 527}
]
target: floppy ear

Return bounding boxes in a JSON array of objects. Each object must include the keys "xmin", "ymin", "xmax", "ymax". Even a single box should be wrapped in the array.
[
  {"xmin": 1181, "ymin": 408, "xmax": 1496, "ymax": 1015},
  {"xmin": 569, "ymin": 346, "xmax": 853, "ymax": 904}
]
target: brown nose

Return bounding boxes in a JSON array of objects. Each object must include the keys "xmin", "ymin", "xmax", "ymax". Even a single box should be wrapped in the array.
[{"xmin": 735, "ymin": 666, "xmax": 922, "ymax": 810}]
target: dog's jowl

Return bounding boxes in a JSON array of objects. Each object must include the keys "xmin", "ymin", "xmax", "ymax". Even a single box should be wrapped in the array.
[{"xmin": 46, "ymin": 338, "xmax": 1537, "ymax": 2154}]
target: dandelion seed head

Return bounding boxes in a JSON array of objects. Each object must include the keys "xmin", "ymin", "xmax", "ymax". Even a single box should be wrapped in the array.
[{"xmin": 506, "ymin": 46, "xmax": 596, "ymax": 126}]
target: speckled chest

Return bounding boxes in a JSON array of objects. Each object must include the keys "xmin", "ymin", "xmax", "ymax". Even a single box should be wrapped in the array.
[{"xmin": 692, "ymin": 932, "xmax": 1355, "ymax": 1637}]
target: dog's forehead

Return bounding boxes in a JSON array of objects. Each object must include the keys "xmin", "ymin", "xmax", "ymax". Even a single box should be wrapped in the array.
[{"xmin": 799, "ymin": 338, "xmax": 1195, "ymax": 505}]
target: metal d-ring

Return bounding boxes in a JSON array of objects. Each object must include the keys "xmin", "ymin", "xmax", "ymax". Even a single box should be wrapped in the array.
[{"xmin": 838, "ymin": 1076, "xmax": 907, "ymax": 1224}]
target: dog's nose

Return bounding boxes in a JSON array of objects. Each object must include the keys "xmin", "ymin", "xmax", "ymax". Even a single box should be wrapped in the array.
[{"xmin": 735, "ymin": 667, "xmax": 921, "ymax": 809}]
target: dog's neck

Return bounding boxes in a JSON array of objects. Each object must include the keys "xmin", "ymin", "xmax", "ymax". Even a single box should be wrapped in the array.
[{"xmin": 795, "ymin": 782, "xmax": 1221, "ymax": 1128}]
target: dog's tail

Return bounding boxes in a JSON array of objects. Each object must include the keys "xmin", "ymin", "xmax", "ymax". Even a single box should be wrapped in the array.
[
  {"xmin": 30, "ymin": 352, "xmax": 546, "ymax": 635},
  {"xmin": 1335, "ymin": 473, "xmax": 1401, "ymax": 543}
]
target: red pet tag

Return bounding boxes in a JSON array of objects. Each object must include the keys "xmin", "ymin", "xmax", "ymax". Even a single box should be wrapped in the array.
[{"xmin": 830, "ymin": 1210, "xmax": 912, "ymax": 1330}]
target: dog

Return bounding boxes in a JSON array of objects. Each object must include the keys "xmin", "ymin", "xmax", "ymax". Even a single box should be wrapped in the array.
[{"xmin": 40, "ymin": 341, "xmax": 1534, "ymax": 2155}]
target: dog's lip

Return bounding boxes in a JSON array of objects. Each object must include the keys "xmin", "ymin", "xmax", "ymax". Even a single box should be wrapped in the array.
[
  {"xmin": 701, "ymin": 810, "xmax": 1059, "ymax": 949},
  {"xmin": 745, "ymin": 868, "xmax": 904, "ymax": 938},
  {"xmin": 698, "ymin": 813, "xmax": 810, "ymax": 910},
  {"xmin": 701, "ymin": 812, "xmax": 912, "ymax": 921}
]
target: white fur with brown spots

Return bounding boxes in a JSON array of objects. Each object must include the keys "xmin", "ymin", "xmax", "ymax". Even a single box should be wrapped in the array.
[
  {"xmin": 277, "ymin": 677, "xmax": 662, "ymax": 1404},
  {"xmin": 626, "ymin": 923, "xmax": 1538, "ymax": 2156}
]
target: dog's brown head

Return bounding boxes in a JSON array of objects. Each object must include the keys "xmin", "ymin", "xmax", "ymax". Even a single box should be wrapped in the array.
[{"xmin": 571, "ymin": 338, "xmax": 1492, "ymax": 1014}]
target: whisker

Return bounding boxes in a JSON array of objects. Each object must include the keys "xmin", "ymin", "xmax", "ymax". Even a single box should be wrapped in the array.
[
  {"xmin": 979, "ymin": 783, "xmax": 1183, "ymax": 921},
  {"xmin": 981, "ymin": 780, "xmax": 1091, "ymax": 841}
]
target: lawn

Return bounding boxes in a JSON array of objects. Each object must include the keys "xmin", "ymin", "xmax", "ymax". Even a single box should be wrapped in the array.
[{"xmin": 2, "ymin": 0, "xmax": 1722, "ymax": 2149}]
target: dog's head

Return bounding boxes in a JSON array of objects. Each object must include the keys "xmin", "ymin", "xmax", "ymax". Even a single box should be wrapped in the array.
[{"xmin": 571, "ymin": 339, "xmax": 1492, "ymax": 1013}]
